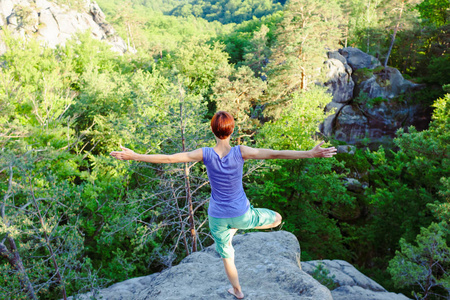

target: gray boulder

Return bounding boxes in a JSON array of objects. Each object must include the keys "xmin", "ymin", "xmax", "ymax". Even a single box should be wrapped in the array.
[
  {"xmin": 0, "ymin": 0, "xmax": 129, "ymax": 54},
  {"xmin": 332, "ymin": 286, "xmax": 410, "ymax": 300},
  {"xmin": 324, "ymin": 57, "xmax": 355, "ymax": 103},
  {"xmin": 337, "ymin": 145, "xmax": 356, "ymax": 155},
  {"xmin": 70, "ymin": 231, "xmax": 333, "ymax": 300},
  {"xmin": 321, "ymin": 48, "xmax": 428, "ymax": 146},
  {"xmin": 342, "ymin": 178, "xmax": 367, "ymax": 192},
  {"xmin": 339, "ymin": 47, "xmax": 381, "ymax": 70},
  {"xmin": 333, "ymin": 100, "xmax": 428, "ymax": 145},
  {"xmin": 302, "ymin": 260, "xmax": 410, "ymax": 300},
  {"xmin": 320, "ymin": 101, "xmax": 346, "ymax": 137},
  {"xmin": 328, "ymin": 50, "xmax": 347, "ymax": 65},
  {"xmin": 334, "ymin": 104, "xmax": 370, "ymax": 144},
  {"xmin": 0, "ymin": 1, "xmax": 14, "ymax": 27}
]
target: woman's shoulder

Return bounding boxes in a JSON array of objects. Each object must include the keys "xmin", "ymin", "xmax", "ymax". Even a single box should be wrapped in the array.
[
  {"xmin": 201, "ymin": 147, "xmax": 210, "ymax": 162},
  {"xmin": 233, "ymin": 145, "xmax": 244, "ymax": 162},
  {"xmin": 232, "ymin": 145, "xmax": 242, "ymax": 154}
]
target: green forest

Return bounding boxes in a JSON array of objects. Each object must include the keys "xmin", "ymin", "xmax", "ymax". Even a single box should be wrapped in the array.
[{"xmin": 0, "ymin": 0, "xmax": 449, "ymax": 298}]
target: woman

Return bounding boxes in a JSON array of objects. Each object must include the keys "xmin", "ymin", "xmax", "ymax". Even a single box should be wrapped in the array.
[{"xmin": 110, "ymin": 111, "xmax": 337, "ymax": 299}]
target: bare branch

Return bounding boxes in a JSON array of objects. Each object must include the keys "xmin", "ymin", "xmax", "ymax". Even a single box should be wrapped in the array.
[
  {"xmin": 105, "ymin": 200, "xmax": 168, "ymax": 236},
  {"xmin": 1, "ymin": 164, "xmax": 13, "ymax": 225},
  {"xmin": 0, "ymin": 241, "xmax": 10, "ymax": 259},
  {"xmin": 197, "ymin": 218, "xmax": 208, "ymax": 230},
  {"xmin": 191, "ymin": 181, "xmax": 210, "ymax": 196},
  {"xmin": 193, "ymin": 199, "xmax": 209, "ymax": 214},
  {"xmin": 29, "ymin": 180, "xmax": 67, "ymax": 300}
]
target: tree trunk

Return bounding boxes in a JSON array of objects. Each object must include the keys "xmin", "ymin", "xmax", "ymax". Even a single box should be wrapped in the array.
[
  {"xmin": 237, "ymin": 97, "xmax": 241, "ymax": 145},
  {"xmin": 423, "ymin": 258, "xmax": 433, "ymax": 299},
  {"xmin": 179, "ymin": 93, "xmax": 197, "ymax": 253},
  {"xmin": 403, "ymin": 41, "xmax": 414, "ymax": 73},
  {"xmin": 0, "ymin": 238, "xmax": 37, "ymax": 300},
  {"xmin": 384, "ymin": 25, "xmax": 399, "ymax": 68},
  {"xmin": 237, "ymin": 125, "xmax": 241, "ymax": 145},
  {"xmin": 300, "ymin": 66, "xmax": 306, "ymax": 90},
  {"xmin": 384, "ymin": 0, "xmax": 405, "ymax": 68},
  {"xmin": 345, "ymin": 20, "xmax": 349, "ymax": 48},
  {"xmin": 127, "ymin": 22, "xmax": 135, "ymax": 50},
  {"xmin": 174, "ymin": 190, "xmax": 190, "ymax": 256},
  {"xmin": 126, "ymin": 22, "xmax": 131, "ymax": 50},
  {"xmin": 367, "ymin": 29, "xmax": 370, "ymax": 53},
  {"xmin": 1, "ymin": 165, "xmax": 37, "ymax": 299},
  {"xmin": 30, "ymin": 189, "xmax": 67, "ymax": 300},
  {"xmin": 185, "ymin": 162, "xmax": 196, "ymax": 252},
  {"xmin": 366, "ymin": 0, "xmax": 371, "ymax": 53}
]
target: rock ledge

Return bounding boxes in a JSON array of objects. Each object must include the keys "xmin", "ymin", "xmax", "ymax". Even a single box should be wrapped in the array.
[{"xmin": 69, "ymin": 231, "xmax": 409, "ymax": 300}]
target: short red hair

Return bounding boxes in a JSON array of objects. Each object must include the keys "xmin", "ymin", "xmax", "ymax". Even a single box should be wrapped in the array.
[{"xmin": 211, "ymin": 111, "xmax": 235, "ymax": 139}]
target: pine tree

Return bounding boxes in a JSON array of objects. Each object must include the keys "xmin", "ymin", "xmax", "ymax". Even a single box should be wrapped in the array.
[
  {"xmin": 263, "ymin": 0, "xmax": 343, "ymax": 117},
  {"xmin": 388, "ymin": 222, "xmax": 450, "ymax": 299}
]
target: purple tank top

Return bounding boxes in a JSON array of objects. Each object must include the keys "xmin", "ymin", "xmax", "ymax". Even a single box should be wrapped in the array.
[{"xmin": 202, "ymin": 146, "xmax": 250, "ymax": 218}]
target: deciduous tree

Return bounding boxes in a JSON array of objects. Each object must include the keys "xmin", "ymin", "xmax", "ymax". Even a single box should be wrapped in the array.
[{"xmin": 213, "ymin": 65, "xmax": 266, "ymax": 144}]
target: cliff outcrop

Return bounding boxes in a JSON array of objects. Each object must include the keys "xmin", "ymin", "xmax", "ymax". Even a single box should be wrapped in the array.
[
  {"xmin": 322, "ymin": 47, "xmax": 429, "ymax": 146},
  {"xmin": 0, "ymin": 0, "xmax": 129, "ymax": 54},
  {"xmin": 69, "ymin": 231, "xmax": 408, "ymax": 300}
]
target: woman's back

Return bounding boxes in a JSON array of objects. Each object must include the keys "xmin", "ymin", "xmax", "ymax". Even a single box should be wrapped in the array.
[{"xmin": 202, "ymin": 146, "xmax": 249, "ymax": 218}]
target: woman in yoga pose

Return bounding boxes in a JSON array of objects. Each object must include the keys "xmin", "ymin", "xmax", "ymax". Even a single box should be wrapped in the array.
[{"xmin": 110, "ymin": 111, "xmax": 337, "ymax": 299}]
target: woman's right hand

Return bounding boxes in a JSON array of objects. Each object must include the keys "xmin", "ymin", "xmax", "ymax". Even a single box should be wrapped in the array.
[{"xmin": 110, "ymin": 146, "xmax": 137, "ymax": 161}]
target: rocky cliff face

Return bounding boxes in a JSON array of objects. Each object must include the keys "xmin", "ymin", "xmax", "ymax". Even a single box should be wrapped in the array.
[
  {"xmin": 68, "ymin": 231, "xmax": 408, "ymax": 300},
  {"xmin": 0, "ymin": 0, "xmax": 129, "ymax": 54},
  {"xmin": 322, "ymin": 47, "xmax": 429, "ymax": 147},
  {"xmin": 302, "ymin": 260, "xmax": 409, "ymax": 300}
]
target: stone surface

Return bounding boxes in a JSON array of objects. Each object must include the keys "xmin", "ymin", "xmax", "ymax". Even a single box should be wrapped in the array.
[
  {"xmin": 302, "ymin": 260, "xmax": 410, "ymax": 300},
  {"xmin": 342, "ymin": 178, "xmax": 367, "ymax": 192},
  {"xmin": 334, "ymin": 104, "xmax": 369, "ymax": 144},
  {"xmin": 69, "ymin": 231, "xmax": 333, "ymax": 300},
  {"xmin": 321, "ymin": 48, "xmax": 429, "ymax": 146},
  {"xmin": 333, "ymin": 100, "xmax": 429, "ymax": 145},
  {"xmin": 320, "ymin": 101, "xmax": 345, "ymax": 137},
  {"xmin": 0, "ymin": 0, "xmax": 129, "ymax": 54},
  {"xmin": 332, "ymin": 286, "xmax": 410, "ymax": 300},
  {"xmin": 354, "ymin": 67, "xmax": 422, "ymax": 100},
  {"xmin": 339, "ymin": 47, "xmax": 381, "ymax": 70},
  {"xmin": 327, "ymin": 50, "xmax": 347, "ymax": 65},
  {"xmin": 337, "ymin": 145, "xmax": 356, "ymax": 154},
  {"xmin": 324, "ymin": 57, "xmax": 355, "ymax": 103}
]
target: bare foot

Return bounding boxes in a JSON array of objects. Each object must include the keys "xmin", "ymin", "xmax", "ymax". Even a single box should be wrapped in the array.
[{"xmin": 228, "ymin": 287, "xmax": 244, "ymax": 299}]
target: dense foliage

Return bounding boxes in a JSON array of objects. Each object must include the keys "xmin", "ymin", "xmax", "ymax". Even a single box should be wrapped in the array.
[
  {"xmin": 170, "ymin": 0, "xmax": 283, "ymax": 24},
  {"xmin": 0, "ymin": 0, "xmax": 449, "ymax": 299}
]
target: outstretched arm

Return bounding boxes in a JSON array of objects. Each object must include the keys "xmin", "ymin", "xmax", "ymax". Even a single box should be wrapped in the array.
[
  {"xmin": 240, "ymin": 141, "xmax": 337, "ymax": 160},
  {"xmin": 110, "ymin": 146, "xmax": 203, "ymax": 163}
]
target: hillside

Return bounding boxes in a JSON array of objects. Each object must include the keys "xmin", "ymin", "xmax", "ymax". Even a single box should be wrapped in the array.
[{"xmin": 169, "ymin": 0, "xmax": 283, "ymax": 24}]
